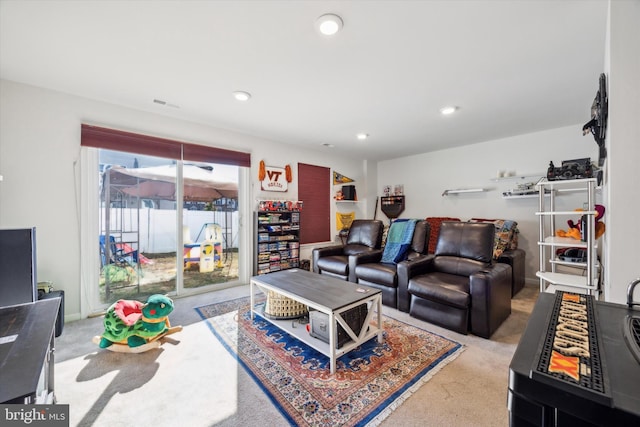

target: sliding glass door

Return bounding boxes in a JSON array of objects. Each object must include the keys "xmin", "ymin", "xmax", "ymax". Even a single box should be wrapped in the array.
[
  {"xmin": 181, "ymin": 162, "xmax": 240, "ymax": 290},
  {"xmin": 97, "ymin": 149, "xmax": 240, "ymax": 305}
]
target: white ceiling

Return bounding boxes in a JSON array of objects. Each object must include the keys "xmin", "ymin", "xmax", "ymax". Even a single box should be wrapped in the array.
[{"xmin": 0, "ymin": 0, "xmax": 608, "ymax": 161}]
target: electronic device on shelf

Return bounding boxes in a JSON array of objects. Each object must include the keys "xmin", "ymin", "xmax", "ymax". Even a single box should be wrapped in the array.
[
  {"xmin": 547, "ymin": 158, "xmax": 594, "ymax": 181},
  {"xmin": 510, "ymin": 182, "xmax": 538, "ymax": 195},
  {"xmin": 556, "ymin": 247, "xmax": 588, "ymax": 263}
]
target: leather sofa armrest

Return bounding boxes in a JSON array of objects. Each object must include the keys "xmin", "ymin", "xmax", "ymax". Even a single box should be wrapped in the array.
[
  {"xmin": 312, "ymin": 245, "xmax": 344, "ymax": 273},
  {"xmin": 354, "ymin": 250, "xmax": 384, "ymax": 265},
  {"xmin": 469, "ymin": 263, "xmax": 512, "ymax": 338},
  {"xmin": 347, "ymin": 249, "xmax": 383, "ymax": 282},
  {"xmin": 396, "ymin": 255, "xmax": 435, "ymax": 312}
]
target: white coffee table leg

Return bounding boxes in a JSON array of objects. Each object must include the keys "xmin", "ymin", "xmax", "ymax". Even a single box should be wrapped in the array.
[
  {"xmin": 329, "ymin": 311, "xmax": 336, "ymax": 374},
  {"xmin": 250, "ymin": 280, "xmax": 255, "ymax": 320},
  {"xmin": 376, "ymin": 294, "xmax": 383, "ymax": 343}
]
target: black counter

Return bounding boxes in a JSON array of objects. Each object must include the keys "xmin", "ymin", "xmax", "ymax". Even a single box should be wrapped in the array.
[
  {"xmin": 508, "ymin": 292, "xmax": 640, "ymax": 426},
  {"xmin": 0, "ymin": 299, "xmax": 60, "ymax": 403}
]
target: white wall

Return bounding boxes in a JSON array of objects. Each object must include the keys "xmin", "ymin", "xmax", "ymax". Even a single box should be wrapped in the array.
[
  {"xmin": 0, "ymin": 79, "xmax": 366, "ymax": 319},
  {"xmin": 604, "ymin": 0, "xmax": 640, "ymax": 303},
  {"xmin": 377, "ymin": 126, "xmax": 600, "ymax": 285}
]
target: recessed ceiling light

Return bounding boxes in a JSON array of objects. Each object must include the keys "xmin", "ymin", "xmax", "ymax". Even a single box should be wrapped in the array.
[
  {"xmin": 322, "ymin": 143, "xmax": 335, "ymax": 148},
  {"xmin": 233, "ymin": 91, "xmax": 251, "ymax": 101},
  {"xmin": 440, "ymin": 106, "xmax": 458, "ymax": 115},
  {"xmin": 316, "ymin": 13, "xmax": 343, "ymax": 36},
  {"xmin": 356, "ymin": 133, "xmax": 369, "ymax": 140}
]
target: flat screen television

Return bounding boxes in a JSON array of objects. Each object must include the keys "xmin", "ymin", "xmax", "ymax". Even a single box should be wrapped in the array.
[{"xmin": 0, "ymin": 227, "xmax": 38, "ymax": 307}]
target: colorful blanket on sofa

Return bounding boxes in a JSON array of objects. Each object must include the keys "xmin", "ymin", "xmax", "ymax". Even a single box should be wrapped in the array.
[
  {"xmin": 381, "ymin": 219, "xmax": 417, "ymax": 263},
  {"xmin": 469, "ymin": 218, "xmax": 519, "ymax": 258}
]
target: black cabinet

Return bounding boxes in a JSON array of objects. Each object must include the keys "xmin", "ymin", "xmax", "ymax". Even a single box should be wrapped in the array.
[
  {"xmin": 255, "ymin": 210, "xmax": 300, "ymax": 275},
  {"xmin": 0, "ymin": 298, "xmax": 60, "ymax": 404},
  {"xmin": 508, "ymin": 293, "xmax": 640, "ymax": 426}
]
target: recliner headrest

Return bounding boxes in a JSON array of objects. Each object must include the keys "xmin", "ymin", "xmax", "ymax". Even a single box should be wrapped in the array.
[
  {"xmin": 346, "ymin": 219, "xmax": 384, "ymax": 249},
  {"xmin": 435, "ymin": 222, "xmax": 494, "ymax": 263}
]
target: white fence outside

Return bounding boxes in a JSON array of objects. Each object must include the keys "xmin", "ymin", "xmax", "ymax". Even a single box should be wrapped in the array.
[{"xmin": 101, "ymin": 208, "xmax": 240, "ymax": 254}]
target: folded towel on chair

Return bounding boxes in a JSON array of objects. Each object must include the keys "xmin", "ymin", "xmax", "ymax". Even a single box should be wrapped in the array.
[{"xmin": 381, "ymin": 219, "xmax": 417, "ymax": 264}]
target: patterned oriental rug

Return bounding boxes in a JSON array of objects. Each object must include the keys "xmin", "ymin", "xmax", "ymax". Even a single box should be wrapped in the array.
[{"xmin": 196, "ymin": 297, "xmax": 463, "ymax": 427}]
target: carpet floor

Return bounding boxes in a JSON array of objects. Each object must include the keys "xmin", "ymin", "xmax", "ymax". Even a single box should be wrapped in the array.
[
  {"xmin": 196, "ymin": 297, "xmax": 463, "ymax": 426},
  {"xmin": 54, "ymin": 283, "xmax": 539, "ymax": 426}
]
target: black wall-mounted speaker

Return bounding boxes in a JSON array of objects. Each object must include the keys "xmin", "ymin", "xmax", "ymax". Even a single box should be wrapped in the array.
[{"xmin": 342, "ymin": 185, "xmax": 356, "ymax": 200}]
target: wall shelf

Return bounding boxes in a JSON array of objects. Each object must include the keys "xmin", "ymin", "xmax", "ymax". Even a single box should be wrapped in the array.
[
  {"xmin": 490, "ymin": 174, "xmax": 544, "ymax": 182},
  {"xmin": 500, "ymin": 174, "xmax": 548, "ymax": 198},
  {"xmin": 442, "ymin": 188, "xmax": 486, "ymax": 196},
  {"xmin": 502, "ymin": 193, "xmax": 544, "ymax": 199}
]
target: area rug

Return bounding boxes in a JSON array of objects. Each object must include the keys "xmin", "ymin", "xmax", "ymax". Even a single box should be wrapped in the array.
[{"xmin": 196, "ymin": 296, "xmax": 463, "ymax": 427}]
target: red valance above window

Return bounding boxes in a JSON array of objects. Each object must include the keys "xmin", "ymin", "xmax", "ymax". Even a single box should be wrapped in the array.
[{"xmin": 81, "ymin": 124, "xmax": 251, "ymax": 167}]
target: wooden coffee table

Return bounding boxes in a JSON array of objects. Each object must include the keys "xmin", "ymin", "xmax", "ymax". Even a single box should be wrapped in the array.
[{"xmin": 250, "ymin": 269, "xmax": 383, "ymax": 374}]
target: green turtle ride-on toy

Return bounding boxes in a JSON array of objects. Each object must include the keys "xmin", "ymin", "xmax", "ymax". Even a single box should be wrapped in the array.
[{"xmin": 93, "ymin": 294, "xmax": 182, "ymax": 353}]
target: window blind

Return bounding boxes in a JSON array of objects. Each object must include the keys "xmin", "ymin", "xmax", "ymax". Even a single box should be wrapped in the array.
[
  {"xmin": 81, "ymin": 124, "xmax": 250, "ymax": 167},
  {"xmin": 298, "ymin": 163, "xmax": 330, "ymax": 244}
]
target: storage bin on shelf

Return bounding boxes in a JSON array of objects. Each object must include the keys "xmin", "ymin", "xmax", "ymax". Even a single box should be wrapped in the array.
[{"xmin": 263, "ymin": 291, "xmax": 308, "ymax": 320}]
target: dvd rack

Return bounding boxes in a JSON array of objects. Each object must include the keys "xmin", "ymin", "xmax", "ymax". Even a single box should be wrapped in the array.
[{"xmin": 255, "ymin": 210, "xmax": 300, "ymax": 275}]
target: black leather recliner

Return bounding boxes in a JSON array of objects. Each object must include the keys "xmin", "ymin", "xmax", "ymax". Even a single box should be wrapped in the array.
[
  {"xmin": 398, "ymin": 221, "xmax": 512, "ymax": 338},
  {"xmin": 354, "ymin": 220, "xmax": 430, "ymax": 310},
  {"xmin": 312, "ymin": 219, "xmax": 384, "ymax": 282}
]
